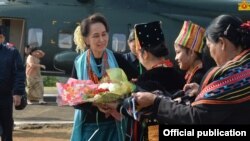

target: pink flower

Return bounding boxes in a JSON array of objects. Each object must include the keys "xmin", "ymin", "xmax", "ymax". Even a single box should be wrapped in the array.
[{"xmin": 241, "ymin": 21, "xmax": 250, "ymax": 29}]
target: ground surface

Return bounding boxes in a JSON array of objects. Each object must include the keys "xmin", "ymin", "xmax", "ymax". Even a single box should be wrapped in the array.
[
  {"xmin": 13, "ymin": 126, "xmax": 158, "ymax": 141},
  {"xmin": 13, "ymin": 126, "xmax": 72, "ymax": 141}
]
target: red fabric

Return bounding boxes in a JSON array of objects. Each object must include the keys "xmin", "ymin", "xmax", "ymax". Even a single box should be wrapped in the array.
[
  {"xmin": 151, "ymin": 59, "xmax": 173, "ymax": 69},
  {"xmin": 133, "ymin": 121, "xmax": 138, "ymax": 141},
  {"xmin": 241, "ymin": 21, "xmax": 250, "ymax": 29}
]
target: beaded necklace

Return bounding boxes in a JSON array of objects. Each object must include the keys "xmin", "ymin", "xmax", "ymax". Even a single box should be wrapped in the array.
[{"xmin": 87, "ymin": 50, "xmax": 109, "ymax": 83}]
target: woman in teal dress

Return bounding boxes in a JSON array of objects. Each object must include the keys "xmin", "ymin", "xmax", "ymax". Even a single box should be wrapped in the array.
[{"xmin": 70, "ymin": 13, "xmax": 137, "ymax": 141}]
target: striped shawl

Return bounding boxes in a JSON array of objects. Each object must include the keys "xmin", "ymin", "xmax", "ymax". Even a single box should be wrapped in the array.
[{"xmin": 192, "ymin": 49, "xmax": 250, "ymax": 106}]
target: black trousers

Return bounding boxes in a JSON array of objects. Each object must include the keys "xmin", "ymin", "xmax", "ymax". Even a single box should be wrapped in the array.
[{"xmin": 0, "ymin": 101, "xmax": 13, "ymax": 141}]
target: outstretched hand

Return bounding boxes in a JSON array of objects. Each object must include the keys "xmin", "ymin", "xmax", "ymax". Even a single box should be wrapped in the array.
[
  {"xmin": 94, "ymin": 102, "xmax": 122, "ymax": 120},
  {"xmin": 183, "ymin": 83, "xmax": 200, "ymax": 97},
  {"xmin": 93, "ymin": 103, "xmax": 111, "ymax": 117},
  {"xmin": 105, "ymin": 102, "xmax": 119, "ymax": 110},
  {"xmin": 133, "ymin": 92, "xmax": 157, "ymax": 109},
  {"xmin": 40, "ymin": 65, "xmax": 46, "ymax": 69}
]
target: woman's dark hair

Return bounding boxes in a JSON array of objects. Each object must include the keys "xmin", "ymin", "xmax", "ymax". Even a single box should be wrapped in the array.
[
  {"xmin": 142, "ymin": 41, "xmax": 168, "ymax": 58},
  {"xmin": 202, "ymin": 45, "xmax": 216, "ymax": 71},
  {"xmin": 206, "ymin": 14, "xmax": 250, "ymax": 50},
  {"xmin": 80, "ymin": 13, "xmax": 109, "ymax": 37}
]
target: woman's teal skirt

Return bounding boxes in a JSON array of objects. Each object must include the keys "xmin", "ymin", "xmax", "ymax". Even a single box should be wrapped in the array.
[{"xmin": 70, "ymin": 109, "xmax": 127, "ymax": 141}]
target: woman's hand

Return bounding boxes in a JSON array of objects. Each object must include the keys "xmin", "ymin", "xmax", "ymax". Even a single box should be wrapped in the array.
[
  {"xmin": 13, "ymin": 95, "xmax": 21, "ymax": 106},
  {"xmin": 133, "ymin": 92, "xmax": 157, "ymax": 109},
  {"xmin": 94, "ymin": 102, "xmax": 122, "ymax": 120},
  {"xmin": 105, "ymin": 102, "xmax": 119, "ymax": 110},
  {"xmin": 40, "ymin": 65, "xmax": 46, "ymax": 69},
  {"xmin": 183, "ymin": 83, "xmax": 200, "ymax": 97},
  {"xmin": 94, "ymin": 103, "xmax": 111, "ymax": 118}
]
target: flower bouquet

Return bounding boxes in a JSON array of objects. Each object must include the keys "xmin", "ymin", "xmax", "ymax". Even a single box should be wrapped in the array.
[{"xmin": 56, "ymin": 68, "xmax": 135, "ymax": 106}]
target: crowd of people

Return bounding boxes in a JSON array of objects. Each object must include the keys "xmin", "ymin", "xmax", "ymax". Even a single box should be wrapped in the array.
[
  {"xmin": 67, "ymin": 13, "xmax": 250, "ymax": 141},
  {"xmin": 0, "ymin": 12, "xmax": 249, "ymax": 141}
]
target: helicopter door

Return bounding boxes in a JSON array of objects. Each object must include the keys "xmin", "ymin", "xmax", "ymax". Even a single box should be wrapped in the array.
[{"xmin": 0, "ymin": 18, "xmax": 25, "ymax": 59}]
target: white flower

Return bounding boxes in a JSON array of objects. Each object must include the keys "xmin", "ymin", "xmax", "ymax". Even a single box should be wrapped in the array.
[
  {"xmin": 98, "ymin": 83, "xmax": 111, "ymax": 89},
  {"xmin": 108, "ymin": 83, "xmax": 120, "ymax": 92},
  {"xmin": 98, "ymin": 83, "xmax": 121, "ymax": 93}
]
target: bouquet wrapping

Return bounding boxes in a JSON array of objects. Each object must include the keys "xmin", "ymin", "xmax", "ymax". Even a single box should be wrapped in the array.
[{"xmin": 56, "ymin": 68, "xmax": 135, "ymax": 106}]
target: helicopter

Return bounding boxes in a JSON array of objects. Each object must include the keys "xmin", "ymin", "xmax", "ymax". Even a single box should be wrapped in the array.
[{"xmin": 0, "ymin": 0, "xmax": 249, "ymax": 76}]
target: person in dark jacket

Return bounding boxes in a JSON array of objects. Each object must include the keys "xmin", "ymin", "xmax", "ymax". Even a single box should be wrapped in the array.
[
  {"xmin": 133, "ymin": 21, "xmax": 185, "ymax": 140},
  {"xmin": 134, "ymin": 21, "xmax": 184, "ymax": 94},
  {"xmin": 0, "ymin": 26, "xmax": 26, "ymax": 141},
  {"xmin": 131, "ymin": 15, "xmax": 250, "ymax": 124}
]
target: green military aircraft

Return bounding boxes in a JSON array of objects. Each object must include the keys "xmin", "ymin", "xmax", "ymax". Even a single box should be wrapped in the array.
[{"xmin": 0, "ymin": 0, "xmax": 249, "ymax": 76}]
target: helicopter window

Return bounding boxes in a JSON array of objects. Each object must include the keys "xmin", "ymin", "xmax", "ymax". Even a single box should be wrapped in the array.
[
  {"xmin": 112, "ymin": 33, "xmax": 126, "ymax": 53},
  {"xmin": 28, "ymin": 28, "xmax": 43, "ymax": 47},
  {"xmin": 58, "ymin": 32, "xmax": 73, "ymax": 49},
  {"xmin": 0, "ymin": 1, "xmax": 7, "ymax": 5}
]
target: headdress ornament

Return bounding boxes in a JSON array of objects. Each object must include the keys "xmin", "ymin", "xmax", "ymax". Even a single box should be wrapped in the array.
[{"xmin": 175, "ymin": 21, "xmax": 205, "ymax": 53}]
